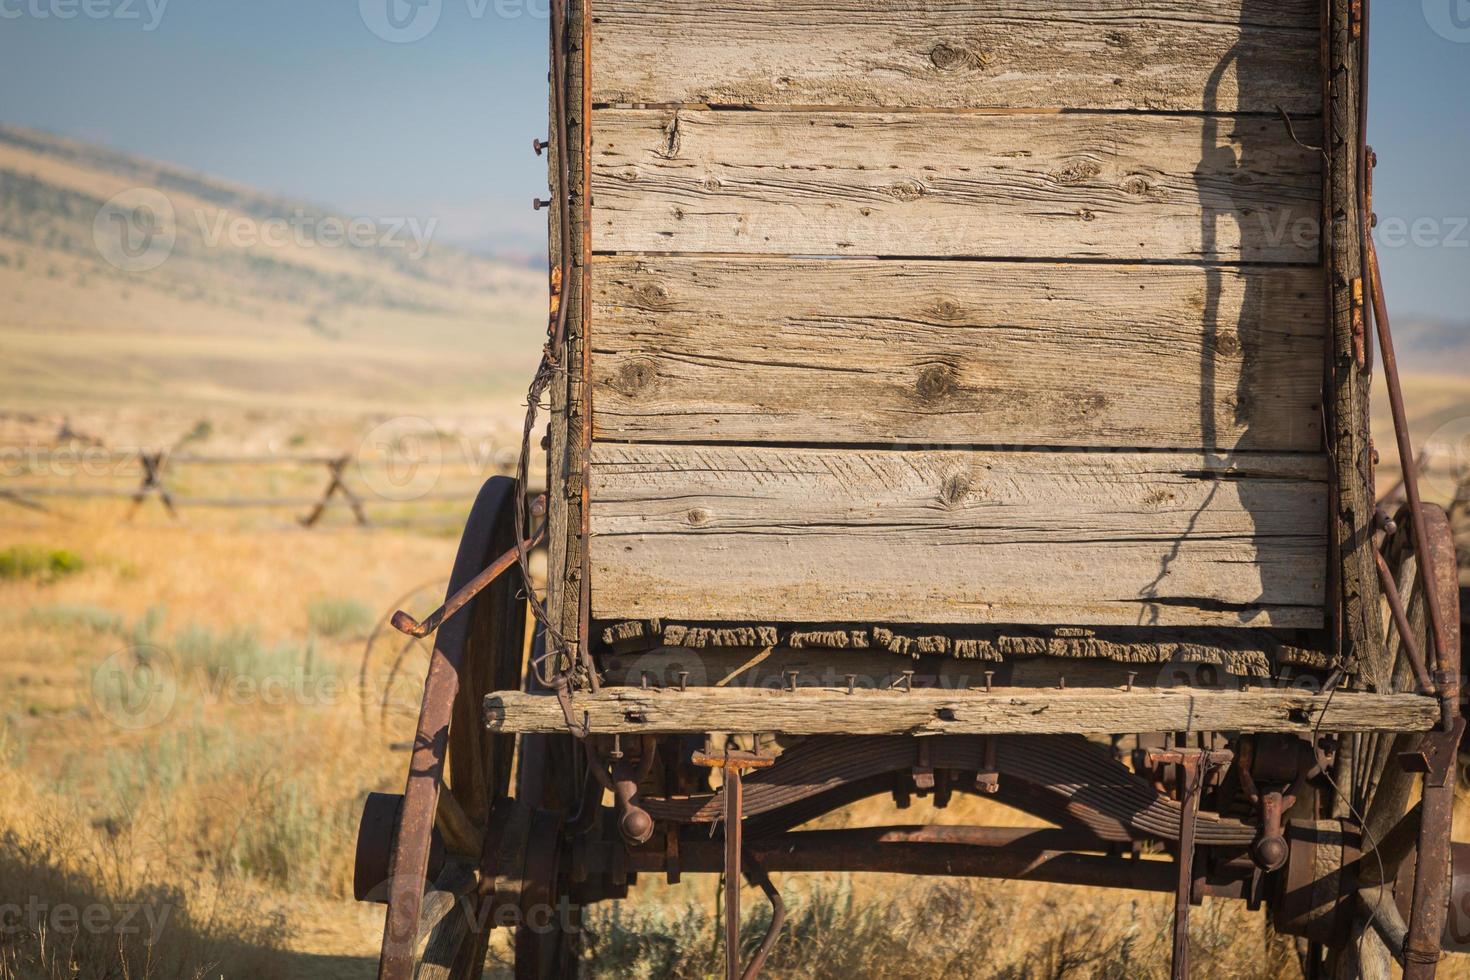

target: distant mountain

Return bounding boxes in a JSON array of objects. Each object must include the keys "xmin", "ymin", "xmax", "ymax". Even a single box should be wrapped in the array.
[
  {"xmin": 1387, "ymin": 316, "xmax": 1470, "ymax": 375},
  {"xmin": 0, "ymin": 124, "xmax": 545, "ymax": 418}
]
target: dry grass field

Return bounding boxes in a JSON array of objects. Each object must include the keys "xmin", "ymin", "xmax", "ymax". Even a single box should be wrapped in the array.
[{"xmin": 0, "ymin": 430, "xmax": 1467, "ymax": 979}]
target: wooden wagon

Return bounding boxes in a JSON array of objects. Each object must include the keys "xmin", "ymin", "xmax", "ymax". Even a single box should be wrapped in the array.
[{"xmin": 354, "ymin": 2, "xmax": 1466, "ymax": 977}]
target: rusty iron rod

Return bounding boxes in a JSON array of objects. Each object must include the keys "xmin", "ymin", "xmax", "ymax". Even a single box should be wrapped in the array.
[
  {"xmin": 724, "ymin": 765, "xmax": 743, "ymax": 980},
  {"xmin": 630, "ymin": 837, "xmax": 1190, "ymax": 895},
  {"xmin": 392, "ymin": 501, "xmax": 546, "ymax": 639},
  {"xmin": 1368, "ymin": 236, "xmax": 1455, "ymax": 728},
  {"xmin": 762, "ymin": 825, "xmax": 1113, "ymax": 852},
  {"xmin": 1171, "ymin": 758, "xmax": 1204, "ymax": 980},
  {"xmin": 740, "ymin": 852, "xmax": 784, "ymax": 980}
]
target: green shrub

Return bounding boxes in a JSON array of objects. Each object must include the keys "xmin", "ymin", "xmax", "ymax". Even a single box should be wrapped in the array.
[
  {"xmin": 24, "ymin": 603, "xmax": 124, "ymax": 635},
  {"xmin": 0, "ymin": 545, "xmax": 85, "ymax": 583},
  {"xmin": 171, "ymin": 624, "xmax": 336, "ymax": 694},
  {"xmin": 306, "ymin": 596, "xmax": 373, "ymax": 639}
]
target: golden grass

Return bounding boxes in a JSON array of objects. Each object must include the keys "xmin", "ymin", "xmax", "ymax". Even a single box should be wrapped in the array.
[{"xmin": 0, "ymin": 501, "xmax": 453, "ymax": 977}]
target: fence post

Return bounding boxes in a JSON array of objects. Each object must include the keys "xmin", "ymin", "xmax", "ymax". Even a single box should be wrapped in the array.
[
  {"xmin": 127, "ymin": 451, "xmax": 179, "ymax": 521},
  {"xmin": 300, "ymin": 455, "xmax": 370, "ymax": 528}
]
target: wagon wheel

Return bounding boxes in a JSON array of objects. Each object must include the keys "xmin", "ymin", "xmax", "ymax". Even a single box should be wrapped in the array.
[
  {"xmin": 1315, "ymin": 503, "xmax": 1462, "ymax": 978},
  {"xmin": 359, "ymin": 577, "xmax": 448, "ymax": 729},
  {"xmin": 362, "ymin": 476, "xmax": 529, "ymax": 980}
]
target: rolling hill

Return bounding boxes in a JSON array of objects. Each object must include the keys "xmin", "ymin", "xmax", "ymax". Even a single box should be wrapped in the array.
[
  {"xmin": 0, "ymin": 123, "xmax": 1464, "ymax": 460},
  {"xmin": 0, "ymin": 124, "xmax": 546, "ymax": 447}
]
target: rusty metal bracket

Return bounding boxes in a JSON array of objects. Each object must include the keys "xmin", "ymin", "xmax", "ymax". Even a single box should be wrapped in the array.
[{"xmin": 1398, "ymin": 717, "xmax": 1465, "ymax": 789}]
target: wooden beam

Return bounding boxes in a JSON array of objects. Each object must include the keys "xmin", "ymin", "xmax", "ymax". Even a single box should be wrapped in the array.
[
  {"xmin": 485, "ymin": 687, "xmax": 1438, "ymax": 736},
  {"xmin": 592, "ymin": 110, "xmax": 1321, "ymax": 262},
  {"xmin": 591, "ymin": 0, "xmax": 1320, "ymax": 113},
  {"xmin": 589, "ymin": 444, "xmax": 1328, "ymax": 627},
  {"xmin": 1324, "ymin": 0, "xmax": 1384, "ymax": 682},
  {"xmin": 592, "ymin": 257, "xmax": 1326, "ymax": 451},
  {"xmin": 546, "ymin": 0, "xmax": 591, "ymax": 656}
]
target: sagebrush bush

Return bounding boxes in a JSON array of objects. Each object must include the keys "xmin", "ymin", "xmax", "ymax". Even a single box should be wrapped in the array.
[
  {"xmin": 305, "ymin": 596, "xmax": 373, "ymax": 639},
  {"xmin": 24, "ymin": 603, "xmax": 124, "ymax": 635}
]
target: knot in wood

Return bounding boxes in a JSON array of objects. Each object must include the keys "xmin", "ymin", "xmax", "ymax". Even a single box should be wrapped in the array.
[
  {"xmin": 938, "ymin": 472, "xmax": 973, "ymax": 508},
  {"xmin": 1121, "ymin": 174, "xmax": 1152, "ymax": 196},
  {"xmin": 686, "ymin": 507, "xmax": 712, "ymax": 527},
  {"xmin": 929, "ymin": 42, "xmax": 983, "ymax": 72},
  {"xmin": 915, "ymin": 363, "xmax": 959, "ymax": 402},
  {"xmin": 885, "ymin": 179, "xmax": 926, "ymax": 202},
  {"xmin": 657, "ymin": 114, "xmax": 682, "ymax": 159},
  {"xmin": 633, "ymin": 281, "xmax": 672, "ymax": 309},
  {"xmin": 1142, "ymin": 488, "xmax": 1177, "ymax": 508},
  {"xmin": 614, "ymin": 359, "xmax": 657, "ymax": 395},
  {"xmin": 1051, "ymin": 159, "xmax": 1102, "ymax": 186},
  {"xmin": 1213, "ymin": 333, "xmax": 1242, "ymax": 357},
  {"xmin": 1078, "ymin": 392, "xmax": 1108, "ymax": 417},
  {"xmin": 929, "ymin": 298, "xmax": 966, "ymax": 323}
]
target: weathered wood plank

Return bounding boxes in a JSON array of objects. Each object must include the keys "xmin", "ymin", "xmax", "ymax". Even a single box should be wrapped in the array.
[
  {"xmin": 592, "ymin": 110, "xmax": 1321, "ymax": 262},
  {"xmin": 589, "ymin": 445, "xmax": 1327, "ymax": 627},
  {"xmin": 592, "ymin": 0, "xmax": 1320, "ymax": 113},
  {"xmin": 592, "ymin": 258, "xmax": 1326, "ymax": 450},
  {"xmin": 485, "ymin": 687, "xmax": 1437, "ymax": 736}
]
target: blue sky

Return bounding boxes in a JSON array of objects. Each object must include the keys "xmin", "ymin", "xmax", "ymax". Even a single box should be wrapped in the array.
[{"xmin": 0, "ymin": 1, "xmax": 1466, "ymax": 318}]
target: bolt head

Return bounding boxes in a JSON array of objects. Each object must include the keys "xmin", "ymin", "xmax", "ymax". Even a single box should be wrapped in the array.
[{"xmin": 1252, "ymin": 834, "xmax": 1289, "ymax": 872}]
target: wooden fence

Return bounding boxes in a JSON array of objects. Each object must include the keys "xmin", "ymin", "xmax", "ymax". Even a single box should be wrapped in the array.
[{"xmin": 0, "ymin": 448, "xmax": 537, "ymax": 528}]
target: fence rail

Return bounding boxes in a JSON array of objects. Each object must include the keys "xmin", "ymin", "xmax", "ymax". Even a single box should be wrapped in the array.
[{"xmin": 1, "ymin": 447, "xmax": 540, "ymax": 528}]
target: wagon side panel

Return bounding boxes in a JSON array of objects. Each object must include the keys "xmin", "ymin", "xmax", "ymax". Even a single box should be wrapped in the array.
[{"xmin": 578, "ymin": 0, "xmax": 1333, "ymax": 631}]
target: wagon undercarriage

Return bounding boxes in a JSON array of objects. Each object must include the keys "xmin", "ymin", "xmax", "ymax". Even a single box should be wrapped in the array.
[{"xmin": 355, "ymin": 482, "xmax": 1464, "ymax": 980}]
